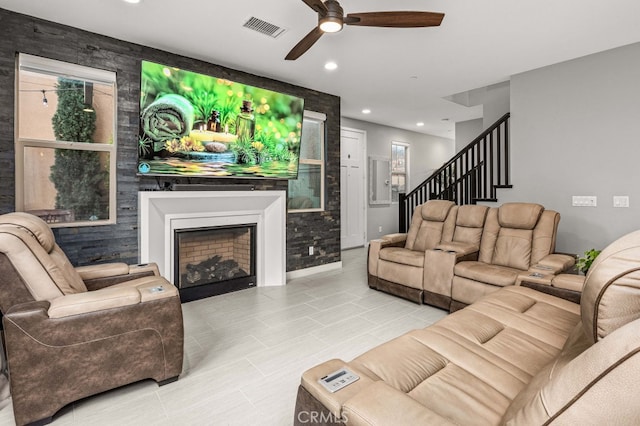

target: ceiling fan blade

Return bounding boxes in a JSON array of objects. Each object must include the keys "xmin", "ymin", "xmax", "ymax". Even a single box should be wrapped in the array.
[
  {"xmin": 302, "ymin": 0, "xmax": 328, "ymax": 14},
  {"xmin": 345, "ymin": 11, "xmax": 445, "ymax": 28},
  {"xmin": 285, "ymin": 27, "xmax": 325, "ymax": 60}
]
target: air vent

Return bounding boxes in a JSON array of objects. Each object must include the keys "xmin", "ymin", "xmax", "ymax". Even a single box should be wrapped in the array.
[{"xmin": 243, "ymin": 17, "xmax": 286, "ymax": 38}]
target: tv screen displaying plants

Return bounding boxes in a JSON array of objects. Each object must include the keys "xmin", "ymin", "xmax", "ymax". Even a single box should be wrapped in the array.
[{"xmin": 137, "ymin": 61, "xmax": 305, "ymax": 179}]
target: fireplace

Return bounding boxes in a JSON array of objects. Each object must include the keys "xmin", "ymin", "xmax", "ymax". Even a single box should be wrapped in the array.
[
  {"xmin": 174, "ymin": 224, "xmax": 256, "ymax": 302},
  {"xmin": 138, "ymin": 190, "xmax": 286, "ymax": 299}
]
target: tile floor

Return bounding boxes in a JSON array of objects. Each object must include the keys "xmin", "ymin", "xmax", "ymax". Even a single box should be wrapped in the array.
[{"xmin": 0, "ymin": 248, "xmax": 448, "ymax": 426}]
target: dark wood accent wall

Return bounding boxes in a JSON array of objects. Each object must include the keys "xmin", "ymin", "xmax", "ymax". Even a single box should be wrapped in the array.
[{"xmin": 0, "ymin": 8, "xmax": 341, "ymax": 272}]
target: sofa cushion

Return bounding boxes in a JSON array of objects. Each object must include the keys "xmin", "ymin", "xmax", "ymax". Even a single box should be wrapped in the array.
[
  {"xmin": 455, "ymin": 204, "xmax": 489, "ymax": 229},
  {"xmin": 531, "ymin": 210, "xmax": 561, "ymax": 265},
  {"xmin": 342, "ymin": 381, "xmax": 456, "ymax": 426},
  {"xmin": 405, "ymin": 201, "xmax": 455, "ymax": 252},
  {"xmin": 451, "ymin": 205, "xmax": 488, "ymax": 246},
  {"xmin": 378, "ymin": 259, "xmax": 423, "ymax": 290},
  {"xmin": 342, "ymin": 286, "xmax": 580, "ymax": 425},
  {"xmin": 455, "ymin": 261, "xmax": 522, "ymax": 287},
  {"xmin": 498, "ymin": 203, "xmax": 544, "ymax": 230},
  {"xmin": 0, "ymin": 213, "xmax": 88, "ymax": 296},
  {"xmin": 492, "ymin": 228, "xmax": 534, "ymax": 271},
  {"xmin": 379, "ymin": 247, "xmax": 424, "ymax": 268},
  {"xmin": 0, "ymin": 228, "xmax": 64, "ymax": 301},
  {"xmin": 503, "ymin": 317, "xmax": 640, "ymax": 424},
  {"xmin": 0, "ymin": 212, "xmax": 56, "ymax": 253},
  {"xmin": 421, "ymin": 200, "xmax": 456, "ymax": 222},
  {"xmin": 580, "ymin": 229, "xmax": 640, "ymax": 343},
  {"xmin": 48, "ymin": 245, "xmax": 88, "ymax": 294}
]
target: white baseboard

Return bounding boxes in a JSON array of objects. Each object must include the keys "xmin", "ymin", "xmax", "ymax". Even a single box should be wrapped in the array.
[{"xmin": 286, "ymin": 261, "xmax": 343, "ymax": 280}]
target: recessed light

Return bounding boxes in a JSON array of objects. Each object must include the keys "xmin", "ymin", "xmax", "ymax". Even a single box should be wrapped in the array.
[
  {"xmin": 324, "ymin": 61, "xmax": 338, "ymax": 71},
  {"xmin": 416, "ymin": 122, "xmax": 425, "ymax": 127},
  {"xmin": 123, "ymin": 0, "xmax": 141, "ymax": 4},
  {"xmin": 362, "ymin": 109, "xmax": 371, "ymax": 114}
]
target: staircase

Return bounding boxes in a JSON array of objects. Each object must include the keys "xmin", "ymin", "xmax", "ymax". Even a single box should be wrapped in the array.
[{"xmin": 399, "ymin": 113, "xmax": 511, "ymax": 232}]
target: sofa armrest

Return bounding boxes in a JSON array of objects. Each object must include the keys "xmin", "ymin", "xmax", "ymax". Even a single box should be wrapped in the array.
[
  {"xmin": 434, "ymin": 241, "xmax": 480, "ymax": 259},
  {"xmin": 532, "ymin": 254, "xmax": 576, "ymax": 274},
  {"xmin": 75, "ymin": 263, "xmax": 130, "ymax": 281},
  {"xmin": 300, "ymin": 359, "xmax": 376, "ymax": 418},
  {"xmin": 47, "ymin": 280, "xmax": 178, "ymax": 318},
  {"xmin": 128, "ymin": 262, "xmax": 161, "ymax": 276},
  {"xmin": 342, "ymin": 381, "xmax": 455, "ymax": 426},
  {"xmin": 551, "ymin": 273, "xmax": 585, "ymax": 293},
  {"xmin": 4, "ymin": 288, "xmax": 182, "ymax": 346},
  {"xmin": 517, "ymin": 271, "xmax": 583, "ymax": 304},
  {"xmin": 380, "ymin": 233, "xmax": 408, "ymax": 245},
  {"xmin": 48, "ymin": 286, "xmax": 140, "ymax": 318},
  {"xmin": 80, "ymin": 262, "xmax": 161, "ymax": 291},
  {"xmin": 368, "ymin": 234, "xmax": 407, "ymax": 277},
  {"xmin": 4, "ymin": 300, "xmax": 51, "ymax": 320}
]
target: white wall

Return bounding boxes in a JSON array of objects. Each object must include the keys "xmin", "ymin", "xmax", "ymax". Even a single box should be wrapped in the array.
[
  {"xmin": 482, "ymin": 82, "xmax": 510, "ymax": 130},
  {"xmin": 455, "ymin": 118, "xmax": 483, "ymax": 152},
  {"xmin": 341, "ymin": 117, "xmax": 455, "ymax": 240},
  {"xmin": 499, "ymin": 42, "xmax": 640, "ymax": 254}
]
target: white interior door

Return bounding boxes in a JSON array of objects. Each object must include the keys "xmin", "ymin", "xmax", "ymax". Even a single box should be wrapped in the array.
[{"xmin": 340, "ymin": 128, "xmax": 366, "ymax": 249}]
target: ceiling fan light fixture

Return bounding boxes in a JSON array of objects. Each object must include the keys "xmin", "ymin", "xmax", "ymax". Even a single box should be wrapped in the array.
[
  {"xmin": 319, "ymin": 18, "xmax": 342, "ymax": 33},
  {"xmin": 319, "ymin": 0, "xmax": 344, "ymax": 33}
]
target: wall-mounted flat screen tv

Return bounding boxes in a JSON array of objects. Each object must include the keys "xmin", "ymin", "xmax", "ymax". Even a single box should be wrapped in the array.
[{"xmin": 137, "ymin": 60, "xmax": 305, "ymax": 179}]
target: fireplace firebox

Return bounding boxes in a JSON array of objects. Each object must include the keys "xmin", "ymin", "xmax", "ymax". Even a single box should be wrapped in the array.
[{"xmin": 174, "ymin": 224, "xmax": 256, "ymax": 302}]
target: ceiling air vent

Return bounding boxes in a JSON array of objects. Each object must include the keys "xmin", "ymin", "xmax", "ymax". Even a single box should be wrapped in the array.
[{"xmin": 243, "ymin": 17, "xmax": 286, "ymax": 38}]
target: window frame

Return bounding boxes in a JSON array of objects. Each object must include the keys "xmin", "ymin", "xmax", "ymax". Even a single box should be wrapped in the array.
[
  {"xmin": 391, "ymin": 141, "xmax": 410, "ymax": 204},
  {"xmin": 287, "ymin": 110, "xmax": 326, "ymax": 213},
  {"xmin": 15, "ymin": 53, "xmax": 117, "ymax": 227}
]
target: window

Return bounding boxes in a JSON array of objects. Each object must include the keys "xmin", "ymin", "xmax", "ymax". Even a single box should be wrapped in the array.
[
  {"xmin": 15, "ymin": 54, "xmax": 117, "ymax": 227},
  {"xmin": 391, "ymin": 142, "xmax": 409, "ymax": 203},
  {"xmin": 288, "ymin": 111, "xmax": 326, "ymax": 212}
]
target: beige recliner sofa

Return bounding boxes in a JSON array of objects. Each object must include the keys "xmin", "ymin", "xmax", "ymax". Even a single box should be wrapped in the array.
[
  {"xmin": 0, "ymin": 212, "xmax": 184, "ymax": 426},
  {"xmin": 294, "ymin": 228, "xmax": 640, "ymax": 425},
  {"xmin": 368, "ymin": 200, "xmax": 489, "ymax": 304},
  {"xmin": 450, "ymin": 202, "xmax": 575, "ymax": 311},
  {"xmin": 369, "ymin": 201, "xmax": 574, "ymax": 311}
]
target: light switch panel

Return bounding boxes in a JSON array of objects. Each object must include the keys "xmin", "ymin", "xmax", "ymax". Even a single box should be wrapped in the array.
[
  {"xmin": 572, "ymin": 196, "xmax": 597, "ymax": 207},
  {"xmin": 613, "ymin": 196, "xmax": 630, "ymax": 208}
]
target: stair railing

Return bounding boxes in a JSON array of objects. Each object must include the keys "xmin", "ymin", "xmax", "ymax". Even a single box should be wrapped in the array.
[{"xmin": 399, "ymin": 113, "xmax": 511, "ymax": 232}]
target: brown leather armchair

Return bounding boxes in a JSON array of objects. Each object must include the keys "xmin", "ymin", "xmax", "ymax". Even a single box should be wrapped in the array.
[{"xmin": 0, "ymin": 212, "xmax": 184, "ymax": 426}]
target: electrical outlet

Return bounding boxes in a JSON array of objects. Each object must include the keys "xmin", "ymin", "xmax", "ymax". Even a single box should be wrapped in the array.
[
  {"xmin": 613, "ymin": 196, "xmax": 629, "ymax": 208},
  {"xmin": 308, "ymin": 246, "xmax": 314, "ymax": 255},
  {"xmin": 572, "ymin": 196, "xmax": 597, "ymax": 207},
  {"xmin": 378, "ymin": 226, "xmax": 382, "ymax": 233}
]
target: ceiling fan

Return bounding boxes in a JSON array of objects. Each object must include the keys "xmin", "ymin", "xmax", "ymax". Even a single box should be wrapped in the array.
[{"xmin": 285, "ymin": 0, "xmax": 445, "ymax": 60}]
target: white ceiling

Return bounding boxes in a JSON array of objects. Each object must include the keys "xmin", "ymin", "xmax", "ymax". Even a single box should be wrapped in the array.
[{"xmin": 2, "ymin": 0, "xmax": 640, "ymax": 139}]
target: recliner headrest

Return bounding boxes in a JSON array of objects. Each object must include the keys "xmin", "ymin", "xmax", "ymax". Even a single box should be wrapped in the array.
[
  {"xmin": 498, "ymin": 203, "xmax": 544, "ymax": 230},
  {"xmin": 0, "ymin": 212, "xmax": 55, "ymax": 253},
  {"xmin": 421, "ymin": 200, "xmax": 455, "ymax": 222},
  {"xmin": 456, "ymin": 205, "xmax": 489, "ymax": 228},
  {"xmin": 581, "ymin": 229, "xmax": 640, "ymax": 343}
]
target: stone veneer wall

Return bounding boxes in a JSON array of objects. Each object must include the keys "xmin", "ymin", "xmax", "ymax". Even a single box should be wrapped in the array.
[{"xmin": 0, "ymin": 8, "xmax": 341, "ymax": 272}]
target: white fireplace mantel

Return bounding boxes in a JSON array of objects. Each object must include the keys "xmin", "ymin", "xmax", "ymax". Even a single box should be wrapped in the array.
[{"xmin": 138, "ymin": 190, "xmax": 286, "ymax": 287}]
